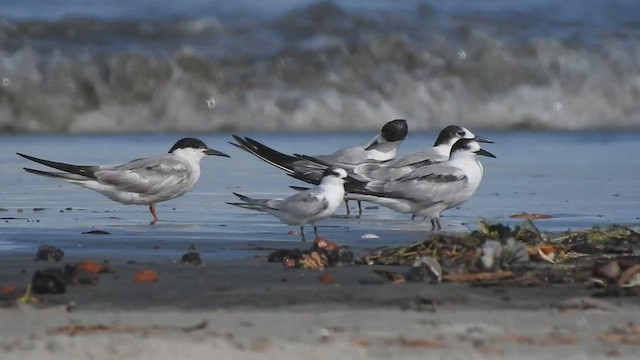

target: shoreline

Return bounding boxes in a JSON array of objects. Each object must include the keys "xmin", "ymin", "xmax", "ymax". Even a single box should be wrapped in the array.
[{"xmin": 1, "ymin": 230, "xmax": 640, "ymax": 359}]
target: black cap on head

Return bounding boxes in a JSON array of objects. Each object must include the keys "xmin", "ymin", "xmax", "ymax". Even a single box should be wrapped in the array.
[
  {"xmin": 381, "ymin": 119, "xmax": 409, "ymax": 142},
  {"xmin": 450, "ymin": 139, "xmax": 496, "ymax": 158},
  {"xmin": 321, "ymin": 167, "xmax": 347, "ymax": 179},
  {"xmin": 169, "ymin": 138, "xmax": 209, "ymax": 153},
  {"xmin": 434, "ymin": 125, "xmax": 466, "ymax": 146}
]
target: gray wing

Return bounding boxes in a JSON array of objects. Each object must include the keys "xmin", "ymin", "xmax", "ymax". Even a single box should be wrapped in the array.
[
  {"xmin": 367, "ymin": 164, "xmax": 468, "ymax": 203},
  {"xmin": 352, "ymin": 162, "xmax": 414, "ymax": 181},
  {"xmin": 275, "ymin": 189, "xmax": 329, "ymax": 217},
  {"xmin": 93, "ymin": 155, "xmax": 191, "ymax": 195},
  {"xmin": 382, "ymin": 148, "xmax": 446, "ymax": 168},
  {"xmin": 316, "ymin": 145, "xmax": 368, "ymax": 165}
]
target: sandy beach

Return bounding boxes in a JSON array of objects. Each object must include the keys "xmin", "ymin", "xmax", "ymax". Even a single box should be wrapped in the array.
[
  {"xmin": 1, "ymin": 244, "xmax": 640, "ymax": 360},
  {"xmin": 0, "ymin": 133, "xmax": 639, "ymax": 359}
]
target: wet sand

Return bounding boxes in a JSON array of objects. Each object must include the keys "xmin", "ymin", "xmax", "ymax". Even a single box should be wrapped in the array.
[
  {"xmin": 1, "ymin": 132, "xmax": 640, "ymax": 359},
  {"xmin": 1, "ymin": 239, "xmax": 640, "ymax": 360}
]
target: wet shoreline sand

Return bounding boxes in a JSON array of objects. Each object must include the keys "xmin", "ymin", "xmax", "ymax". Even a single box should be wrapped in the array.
[
  {"xmin": 1, "ymin": 132, "xmax": 640, "ymax": 358},
  {"xmin": 1, "ymin": 225, "xmax": 640, "ymax": 359}
]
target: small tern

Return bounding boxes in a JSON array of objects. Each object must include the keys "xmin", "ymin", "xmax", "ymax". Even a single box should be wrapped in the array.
[
  {"xmin": 227, "ymin": 167, "xmax": 348, "ymax": 241},
  {"xmin": 339, "ymin": 139, "xmax": 496, "ymax": 230},
  {"xmin": 230, "ymin": 119, "xmax": 408, "ymax": 214},
  {"xmin": 18, "ymin": 137, "xmax": 230, "ymax": 224}
]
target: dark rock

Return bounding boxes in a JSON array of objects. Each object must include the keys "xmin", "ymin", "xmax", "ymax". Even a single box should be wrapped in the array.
[
  {"xmin": 31, "ymin": 268, "xmax": 66, "ymax": 294},
  {"xmin": 267, "ymin": 249, "xmax": 301, "ymax": 263},
  {"xmin": 64, "ymin": 265, "xmax": 98, "ymax": 285},
  {"xmin": 180, "ymin": 252, "xmax": 203, "ymax": 265},
  {"xmin": 327, "ymin": 246, "xmax": 355, "ymax": 266},
  {"xmin": 81, "ymin": 230, "xmax": 111, "ymax": 235},
  {"xmin": 35, "ymin": 245, "xmax": 64, "ymax": 262}
]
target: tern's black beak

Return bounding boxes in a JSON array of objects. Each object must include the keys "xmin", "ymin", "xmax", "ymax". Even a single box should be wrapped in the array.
[
  {"xmin": 475, "ymin": 149, "xmax": 496, "ymax": 158},
  {"xmin": 205, "ymin": 148, "xmax": 230, "ymax": 157},
  {"xmin": 364, "ymin": 137, "xmax": 381, "ymax": 151},
  {"xmin": 474, "ymin": 136, "xmax": 494, "ymax": 144}
]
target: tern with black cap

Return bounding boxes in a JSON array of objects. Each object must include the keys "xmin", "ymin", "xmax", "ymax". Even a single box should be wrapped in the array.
[{"xmin": 18, "ymin": 137, "xmax": 230, "ymax": 224}]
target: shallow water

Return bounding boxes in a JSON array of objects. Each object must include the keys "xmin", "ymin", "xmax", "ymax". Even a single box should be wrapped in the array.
[{"xmin": 0, "ymin": 132, "xmax": 639, "ymax": 258}]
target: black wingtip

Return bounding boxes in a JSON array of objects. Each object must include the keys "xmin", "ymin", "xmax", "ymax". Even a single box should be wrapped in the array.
[{"xmin": 17, "ymin": 153, "xmax": 95, "ymax": 178}]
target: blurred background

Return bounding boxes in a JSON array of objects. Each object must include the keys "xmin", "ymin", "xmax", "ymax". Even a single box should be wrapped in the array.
[{"xmin": 1, "ymin": 0, "xmax": 640, "ymax": 134}]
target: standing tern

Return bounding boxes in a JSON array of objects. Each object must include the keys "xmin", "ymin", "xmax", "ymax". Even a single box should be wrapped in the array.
[
  {"xmin": 337, "ymin": 139, "xmax": 496, "ymax": 230},
  {"xmin": 230, "ymin": 118, "xmax": 408, "ymax": 214},
  {"xmin": 226, "ymin": 167, "xmax": 348, "ymax": 241},
  {"xmin": 17, "ymin": 137, "xmax": 230, "ymax": 224}
]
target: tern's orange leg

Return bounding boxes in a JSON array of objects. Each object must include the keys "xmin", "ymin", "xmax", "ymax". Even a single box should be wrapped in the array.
[{"xmin": 149, "ymin": 204, "xmax": 159, "ymax": 225}]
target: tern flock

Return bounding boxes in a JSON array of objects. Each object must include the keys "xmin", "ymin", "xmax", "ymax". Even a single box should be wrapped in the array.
[{"xmin": 18, "ymin": 121, "xmax": 495, "ymax": 240}]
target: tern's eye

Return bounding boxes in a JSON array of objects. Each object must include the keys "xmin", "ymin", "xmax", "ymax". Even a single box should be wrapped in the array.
[
  {"xmin": 331, "ymin": 171, "xmax": 339, "ymax": 177},
  {"xmin": 457, "ymin": 131, "xmax": 465, "ymax": 136}
]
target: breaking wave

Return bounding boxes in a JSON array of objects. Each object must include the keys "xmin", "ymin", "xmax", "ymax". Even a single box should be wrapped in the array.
[{"xmin": 1, "ymin": 1, "xmax": 640, "ymax": 133}]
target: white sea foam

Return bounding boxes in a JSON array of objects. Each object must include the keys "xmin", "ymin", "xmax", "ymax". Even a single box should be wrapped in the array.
[{"xmin": 1, "ymin": 1, "xmax": 639, "ymax": 133}]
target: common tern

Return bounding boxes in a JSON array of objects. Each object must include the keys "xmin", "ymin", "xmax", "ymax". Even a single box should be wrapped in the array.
[
  {"xmin": 337, "ymin": 139, "xmax": 496, "ymax": 230},
  {"xmin": 230, "ymin": 119, "xmax": 408, "ymax": 214},
  {"xmin": 226, "ymin": 167, "xmax": 348, "ymax": 241},
  {"xmin": 18, "ymin": 138, "xmax": 230, "ymax": 224}
]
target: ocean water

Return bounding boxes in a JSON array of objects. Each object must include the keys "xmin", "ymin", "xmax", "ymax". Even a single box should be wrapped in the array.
[
  {"xmin": 0, "ymin": 132, "xmax": 638, "ymax": 257},
  {"xmin": 1, "ymin": 1, "xmax": 640, "ymax": 133}
]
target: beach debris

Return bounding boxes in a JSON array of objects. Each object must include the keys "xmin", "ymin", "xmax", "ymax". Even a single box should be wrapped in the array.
[
  {"xmin": 442, "ymin": 271, "xmax": 515, "ymax": 282},
  {"xmin": 598, "ymin": 323, "xmax": 640, "ymax": 345},
  {"xmin": 1, "ymin": 284, "xmax": 16, "ymax": 294},
  {"xmin": 299, "ymin": 252, "xmax": 328, "ymax": 270},
  {"xmin": 75, "ymin": 260, "xmax": 113, "ymax": 274},
  {"xmin": 267, "ymin": 237, "xmax": 355, "ymax": 270},
  {"xmin": 373, "ymin": 256, "xmax": 442, "ymax": 284},
  {"xmin": 407, "ymin": 256, "xmax": 442, "ymax": 283},
  {"xmin": 32, "ymin": 268, "xmax": 67, "ymax": 294},
  {"xmin": 553, "ymin": 297, "xmax": 616, "ymax": 312},
  {"xmin": 133, "ymin": 269, "xmax": 158, "ymax": 283},
  {"xmin": 595, "ymin": 261, "xmax": 621, "ymax": 280},
  {"xmin": 586, "ymin": 257, "xmax": 640, "ymax": 296},
  {"xmin": 27, "ymin": 260, "xmax": 115, "ymax": 297},
  {"xmin": 179, "ymin": 251, "xmax": 203, "ymax": 265},
  {"xmin": 359, "ymin": 219, "xmax": 640, "ymax": 291},
  {"xmin": 35, "ymin": 245, "xmax": 65, "ymax": 262},
  {"xmin": 318, "ymin": 273, "xmax": 335, "ymax": 284},
  {"xmin": 0, "ymin": 284, "xmax": 20, "ymax": 305},
  {"xmin": 385, "ymin": 337, "xmax": 446, "ymax": 349},
  {"xmin": 81, "ymin": 230, "xmax": 111, "ymax": 235},
  {"xmin": 65, "ymin": 265, "xmax": 98, "ymax": 285},
  {"xmin": 478, "ymin": 238, "xmax": 529, "ymax": 271},
  {"xmin": 16, "ymin": 284, "xmax": 41, "ymax": 304},
  {"xmin": 510, "ymin": 212, "xmax": 552, "ymax": 219},
  {"xmin": 47, "ymin": 320, "xmax": 208, "ymax": 336}
]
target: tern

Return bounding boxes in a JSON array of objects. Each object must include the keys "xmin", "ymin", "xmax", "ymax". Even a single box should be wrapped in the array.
[
  {"xmin": 230, "ymin": 119, "xmax": 408, "ymax": 214},
  {"xmin": 18, "ymin": 137, "xmax": 230, "ymax": 224},
  {"xmin": 227, "ymin": 167, "xmax": 348, "ymax": 241},
  {"xmin": 334, "ymin": 139, "xmax": 496, "ymax": 230}
]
